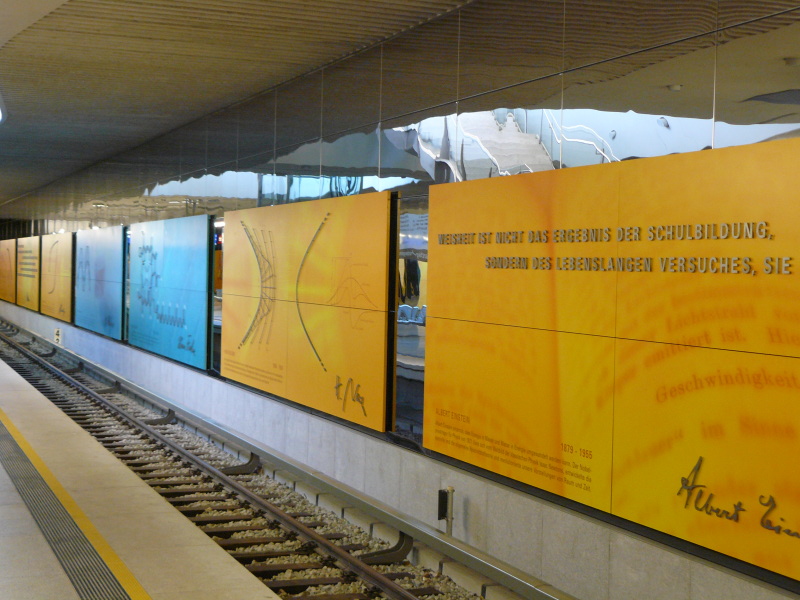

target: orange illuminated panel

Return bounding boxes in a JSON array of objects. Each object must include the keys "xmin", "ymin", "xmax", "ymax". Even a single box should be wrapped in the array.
[
  {"xmin": 16, "ymin": 236, "xmax": 40, "ymax": 311},
  {"xmin": 221, "ymin": 192, "xmax": 392, "ymax": 431},
  {"xmin": 610, "ymin": 139, "xmax": 800, "ymax": 579},
  {"xmin": 613, "ymin": 340, "xmax": 800, "ymax": 579},
  {"xmin": 40, "ymin": 233, "xmax": 73, "ymax": 322},
  {"xmin": 0, "ymin": 239, "xmax": 15, "ymax": 303},
  {"xmin": 426, "ymin": 167, "xmax": 620, "ymax": 337},
  {"xmin": 615, "ymin": 141, "xmax": 800, "ymax": 357},
  {"xmin": 425, "ymin": 167, "xmax": 619, "ymax": 510},
  {"xmin": 424, "ymin": 319, "xmax": 614, "ymax": 509},
  {"xmin": 425, "ymin": 137, "xmax": 800, "ymax": 579}
]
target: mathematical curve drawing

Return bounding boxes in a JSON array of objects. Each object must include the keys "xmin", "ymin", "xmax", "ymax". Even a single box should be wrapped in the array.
[
  {"xmin": 295, "ymin": 213, "xmax": 329, "ymax": 372},
  {"xmin": 326, "ymin": 257, "xmax": 379, "ymax": 330},
  {"xmin": 45, "ymin": 239, "xmax": 60, "ymax": 294},
  {"xmin": 239, "ymin": 222, "xmax": 277, "ymax": 349}
]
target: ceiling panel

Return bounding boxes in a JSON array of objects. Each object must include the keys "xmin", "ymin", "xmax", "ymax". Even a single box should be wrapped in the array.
[
  {"xmin": 2, "ymin": 0, "xmax": 800, "ymax": 212},
  {"xmin": 0, "ymin": 0, "xmax": 469, "ymax": 204}
]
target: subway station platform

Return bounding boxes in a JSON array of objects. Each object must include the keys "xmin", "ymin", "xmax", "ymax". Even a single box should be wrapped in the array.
[{"xmin": 0, "ymin": 358, "xmax": 276, "ymax": 600}]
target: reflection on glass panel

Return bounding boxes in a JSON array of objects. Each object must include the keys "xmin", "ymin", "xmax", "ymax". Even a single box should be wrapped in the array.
[
  {"xmin": 459, "ymin": 0, "xmax": 563, "ymax": 98},
  {"xmin": 262, "ymin": 173, "xmax": 322, "ymax": 204},
  {"xmin": 148, "ymin": 132, "xmax": 181, "ymax": 177},
  {"xmin": 133, "ymin": 163, "xmax": 258, "ymax": 220},
  {"xmin": 561, "ymin": 34, "xmax": 716, "ymax": 167},
  {"xmin": 111, "ymin": 145, "xmax": 160, "ymax": 191},
  {"xmin": 80, "ymin": 169, "xmax": 236, "ymax": 229},
  {"xmin": 381, "ymin": 108, "xmax": 456, "ymax": 443},
  {"xmin": 58, "ymin": 171, "xmax": 92, "ymax": 207},
  {"xmin": 396, "ymin": 195, "xmax": 427, "ymax": 441},
  {"xmin": 276, "ymin": 73, "xmax": 322, "ymax": 150},
  {"xmin": 714, "ymin": 12, "xmax": 800, "ymax": 149},
  {"xmin": 380, "ymin": 104, "xmax": 459, "ymax": 199},
  {"xmin": 113, "ymin": 145, "xmax": 150, "ymax": 168},
  {"xmin": 323, "ymin": 49, "xmax": 381, "ymax": 136},
  {"xmin": 718, "ymin": 1, "xmax": 800, "ymax": 30},
  {"xmin": 114, "ymin": 133, "xmax": 181, "ymax": 186},
  {"xmin": 237, "ymin": 91, "xmax": 275, "ymax": 162},
  {"xmin": 90, "ymin": 161, "xmax": 144, "ymax": 200},
  {"xmin": 193, "ymin": 164, "xmax": 240, "ymax": 215},
  {"xmin": 381, "ymin": 15, "xmax": 458, "ymax": 120},
  {"xmin": 321, "ymin": 127, "xmax": 381, "ymax": 198},
  {"xmin": 207, "ymin": 108, "xmax": 239, "ymax": 169},
  {"xmin": 139, "ymin": 130, "xmax": 182, "ymax": 182},
  {"xmin": 272, "ymin": 139, "xmax": 322, "ymax": 203},
  {"xmin": 563, "ymin": 32, "xmax": 718, "ymax": 105},
  {"xmin": 179, "ymin": 118, "xmax": 208, "ymax": 175},
  {"xmin": 81, "ymin": 185, "xmax": 143, "ymax": 227},
  {"xmin": 75, "ymin": 186, "xmax": 116, "ymax": 228},
  {"xmin": 564, "ymin": 0, "xmax": 717, "ymax": 71},
  {"xmin": 564, "ymin": 0, "xmax": 717, "ymax": 74},
  {"xmin": 137, "ymin": 152, "xmax": 184, "ymax": 191},
  {"xmin": 457, "ymin": 76, "xmax": 562, "ymax": 177},
  {"xmin": 238, "ymin": 152, "xmax": 275, "ymax": 207},
  {"xmin": 219, "ymin": 165, "xmax": 260, "ymax": 212},
  {"xmin": 122, "ymin": 185, "xmax": 178, "ymax": 224}
]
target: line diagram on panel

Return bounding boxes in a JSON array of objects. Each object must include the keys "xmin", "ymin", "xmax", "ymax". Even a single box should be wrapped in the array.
[{"xmin": 239, "ymin": 222, "xmax": 277, "ymax": 349}]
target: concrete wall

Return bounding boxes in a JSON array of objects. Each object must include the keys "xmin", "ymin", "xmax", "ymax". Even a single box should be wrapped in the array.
[{"xmin": 1, "ymin": 301, "xmax": 796, "ymax": 600}]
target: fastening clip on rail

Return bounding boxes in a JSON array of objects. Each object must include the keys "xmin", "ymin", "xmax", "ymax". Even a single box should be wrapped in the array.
[
  {"xmin": 143, "ymin": 409, "xmax": 178, "ymax": 426},
  {"xmin": 359, "ymin": 531, "xmax": 415, "ymax": 565},
  {"xmin": 220, "ymin": 452, "xmax": 261, "ymax": 475}
]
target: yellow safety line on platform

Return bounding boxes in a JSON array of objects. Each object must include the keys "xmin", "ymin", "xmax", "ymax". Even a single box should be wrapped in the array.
[{"xmin": 0, "ymin": 406, "xmax": 153, "ymax": 600}]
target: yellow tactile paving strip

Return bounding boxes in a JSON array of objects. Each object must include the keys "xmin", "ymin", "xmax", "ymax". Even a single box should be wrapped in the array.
[
  {"xmin": 0, "ymin": 406, "xmax": 152, "ymax": 599},
  {"xmin": 0, "ymin": 357, "xmax": 277, "ymax": 600}
]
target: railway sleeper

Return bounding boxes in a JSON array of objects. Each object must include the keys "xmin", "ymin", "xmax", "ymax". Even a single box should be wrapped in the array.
[
  {"xmin": 0, "ymin": 331, "xmax": 496, "ymax": 600},
  {"xmin": 177, "ymin": 503, "xmax": 246, "ymax": 515},
  {"xmin": 164, "ymin": 493, "xmax": 234, "ymax": 505},
  {"xmin": 231, "ymin": 548, "xmax": 322, "ymax": 562},
  {"xmin": 189, "ymin": 513, "xmax": 259, "ymax": 524},
  {"xmin": 130, "ymin": 465, "xmax": 183, "ymax": 474},
  {"xmin": 282, "ymin": 593, "xmax": 372, "ymax": 600},
  {"xmin": 138, "ymin": 470, "xmax": 200, "ymax": 480},
  {"xmin": 92, "ymin": 432, "xmax": 140, "ymax": 440},
  {"xmin": 247, "ymin": 561, "xmax": 326, "ymax": 576},
  {"xmin": 146, "ymin": 477, "xmax": 208, "ymax": 486},
  {"xmin": 153, "ymin": 484, "xmax": 220, "ymax": 496},
  {"xmin": 200, "ymin": 523, "xmax": 286, "ymax": 536},
  {"xmin": 227, "ymin": 544, "xmax": 318, "ymax": 562},
  {"xmin": 101, "ymin": 441, "xmax": 153, "ymax": 449},
  {"xmin": 265, "ymin": 576, "xmax": 350, "ymax": 593},
  {"xmin": 215, "ymin": 535, "xmax": 289, "ymax": 548},
  {"xmin": 406, "ymin": 587, "xmax": 444, "ymax": 596}
]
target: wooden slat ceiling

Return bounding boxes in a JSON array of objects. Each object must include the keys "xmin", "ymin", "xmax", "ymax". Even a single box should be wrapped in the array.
[
  {"xmin": 0, "ymin": 0, "xmax": 470, "ymax": 204},
  {"xmin": 1, "ymin": 0, "xmax": 800, "ymax": 210}
]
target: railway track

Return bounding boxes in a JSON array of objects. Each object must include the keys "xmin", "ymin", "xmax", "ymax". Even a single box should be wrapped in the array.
[{"xmin": 0, "ymin": 322, "xmax": 484, "ymax": 600}]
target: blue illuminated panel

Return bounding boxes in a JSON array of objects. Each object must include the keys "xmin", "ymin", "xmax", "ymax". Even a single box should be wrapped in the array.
[
  {"xmin": 128, "ymin": 215, "xmax": 210, "ymax": 369},
  {"xmin": 74, "ymin": 227, "xmax": 125, "ymax": 339}
]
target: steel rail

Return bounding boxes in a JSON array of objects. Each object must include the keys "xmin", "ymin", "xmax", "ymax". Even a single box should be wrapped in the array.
[
  {"xmin": 0, "ymin": 331, "xmax": 422, "ymax": 600},
  {"xmin": 0, "ymin": 322, "xmax": 561, "ymax": 600}
]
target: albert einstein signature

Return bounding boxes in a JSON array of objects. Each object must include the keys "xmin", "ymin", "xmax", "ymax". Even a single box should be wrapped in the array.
[{"xmin": 677, "ymin": 456, "xmax": 799, "ymax": 540}]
